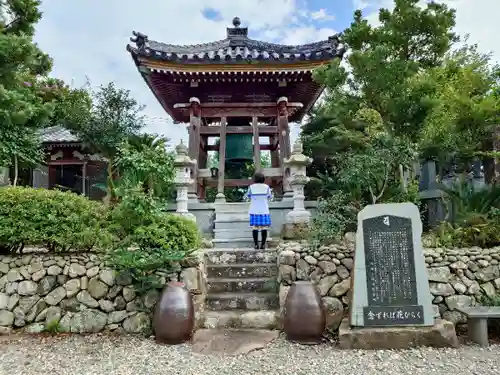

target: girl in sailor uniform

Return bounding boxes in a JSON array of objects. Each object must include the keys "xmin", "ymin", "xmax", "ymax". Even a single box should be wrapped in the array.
[{"xmin": 245, "ymin": 172, "xmax": 272, "ymax": 249}]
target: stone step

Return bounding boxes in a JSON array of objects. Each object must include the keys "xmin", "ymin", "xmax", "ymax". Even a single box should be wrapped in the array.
[
  {"xmin": 206, "ymin": 277, "xmax": 278, "ymax": 293},
  {"xmin": 211, "ymin": 239, "xmax": 279, "ymax": 249},
  {"xmin": 214, "ymin": 229, "xmax": 274, "ymax": 241},
  {"xmin": 205, "ymin": 248, "xmax": 277, "ymax": 265},
  {"xmin": 203, "ymin": 310, "xmax": 280, "ymax": 329},
  {"xmin": 206, "ymin": 263, "xmax": 278, "ymax": 278},
  {"xmin": 214, "ymin": 203, "xmax": 249, "ymax": 213},
  {"xmin": 211, "ymin": 239, "xmax": 256, "ymax": 249},
  {"xmin": 206, "ymin": 292, "xmax": 279, "ymax": 311},
  {"xmin": 214, "ymin": 220, "xmax": 249, "ymax": 230},
  {"xmin": 214, "ymin": 229, "xmax": 252, "ymax": 241},
  {"xmin": 215, "ymin": 213, "xmax": 248, "ymax": 222}
]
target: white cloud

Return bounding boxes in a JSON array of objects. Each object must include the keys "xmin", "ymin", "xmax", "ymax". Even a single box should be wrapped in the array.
[
  {"xmin": 441, "ymin": 0, "xmax": 500, "ymax": 62},
  {"xmin": 281, "ymin": 26, "xmax": 337, "ymax": 45},
  {"xmin": 34, "ymin": 0, "xmax": 338, "ymax": 146},
  {"xmin": 310, "ymin": 8, "xmax": 336, "ymax": 21},
  {"xmin": 352, "ymin": 0, "xmax": 371, "ymax": 10}
]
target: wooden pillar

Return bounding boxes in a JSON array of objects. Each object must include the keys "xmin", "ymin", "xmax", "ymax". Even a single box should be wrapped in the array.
[
  {"xmin": 216, "ymin": 117, "xmax": 227, "ymax": 202},
  {"xmin": 188, "ymin": 97, "xmax": 201, "ymax": 201},
  {"xmin": 269, "ymin": 134, "xmax": 280, "ymax": 194},
  {"xmin": 198, "ymin": 135, "xmax": 208, "ymax": 201},
  {"xmin": 277, "ymin": 97, "xmax": 292, "ymax": 199},
  {"xmin": 269, "ymin": 135, "xmax": 280, "ymax": 167},
  {"xmin": 252, "ymin": 116, "xmax": 261, "ymax": 172}
]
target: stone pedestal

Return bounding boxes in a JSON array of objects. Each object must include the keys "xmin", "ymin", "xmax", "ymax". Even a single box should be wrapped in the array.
[
  {"xmin": 214, "ymin": 192, "xmax": 226, "ymax": 204},
  {"xmin": 174, "ymin": 142, "xmax": 196, "ymax": 221},
  {"xmin": 338, "ymin": 318, "xmax": 458, "ymax": 349},
  {"xmin": 283, "ymin": 140, "xmax": 312, "ymax": 224}
]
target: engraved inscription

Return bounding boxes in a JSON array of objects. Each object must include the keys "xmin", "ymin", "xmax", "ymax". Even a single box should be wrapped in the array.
[
  {"xmin": 363, "ymin": 305, "xmax": 424, "ymax": 326},
  {"xmin": 363, "ymin": 215, "xmax": 418, "ymax": 307}
]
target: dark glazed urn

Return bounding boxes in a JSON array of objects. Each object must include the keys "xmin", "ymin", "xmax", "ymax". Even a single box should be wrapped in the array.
[
  {"xmin": 283, "ymin": 281, "xmax": 326, "ymax": 344},
  {"xmin": 153, "ymin": 281, "xmax": 194, "ymax": 344}
]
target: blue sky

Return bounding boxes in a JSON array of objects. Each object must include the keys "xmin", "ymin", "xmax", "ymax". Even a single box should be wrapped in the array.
[{"xmin": 33, "ymin": 0, "xmax": 498, "ymax": 146}]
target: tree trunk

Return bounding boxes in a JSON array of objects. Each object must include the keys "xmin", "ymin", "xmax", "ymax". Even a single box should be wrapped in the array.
[
  {"xmin": 12, "ymin": 155, "xmax": 18, "ymax": 187},
  {"xmin": 399, "ymin": 164, "xmax": 407, "ymax": 194}
]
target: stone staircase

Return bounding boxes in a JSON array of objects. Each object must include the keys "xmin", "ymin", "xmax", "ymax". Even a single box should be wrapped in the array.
[
  {"xmin": 213, "ymin": 203, "xmax": 273, "ymax": 249},
  {"xmin": 203, "ymin": 247, "xmax": 280, "ymax": 329}
]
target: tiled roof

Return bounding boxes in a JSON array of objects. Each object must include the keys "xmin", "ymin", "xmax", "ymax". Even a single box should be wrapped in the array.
[
  {"xmin": 39, "ymin": 126, "xmax": 80, "ymax": 143},
  {"xmin": 127, "ymin": 17, "xmax": 345, "ymax": 65}
]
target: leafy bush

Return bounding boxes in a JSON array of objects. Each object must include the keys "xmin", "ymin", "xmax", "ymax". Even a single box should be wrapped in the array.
[
  {"xmin": 428, "ymin": 181, "xmax": 500, "ymax": 248},
  {"xmin": 309, "ymin": 191, "xmax": 360, "ymax": 248},
  {"xmin": 0, "ymin": 186, "xmax": 108, "ymax": 253},
  {"xmin": 105, "ymin": 187, "xmax": 200, "ymax": 293},
  {"xmin": 382, "ymin": 179, "xmax": 421, "ymax": 205},
  {"xmin": 130, "ymin": 214, "xmax": 200, "ymax": 253},
  {"xmin": 429, "ymin": 218, "xmax": 500, "ymax": 248},
  {"xmin": 441, "ymin": 180, "xmax": 500, "ymax": 224}
]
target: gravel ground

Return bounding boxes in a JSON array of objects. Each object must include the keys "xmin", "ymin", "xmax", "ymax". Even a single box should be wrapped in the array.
[{"xmin": 0, "ymin": 333, "xmax": 499, "ymax": 375}]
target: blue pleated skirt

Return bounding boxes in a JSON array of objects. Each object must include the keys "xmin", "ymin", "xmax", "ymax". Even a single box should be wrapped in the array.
[{"xmin": 249, "ymin": 214, "xmax": 271, "ymax": 228}]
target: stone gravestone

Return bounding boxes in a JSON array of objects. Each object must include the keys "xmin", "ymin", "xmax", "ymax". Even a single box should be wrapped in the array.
[{"xmin": 350, "ymin": 203, "xmax": 434, "ymax": 327}]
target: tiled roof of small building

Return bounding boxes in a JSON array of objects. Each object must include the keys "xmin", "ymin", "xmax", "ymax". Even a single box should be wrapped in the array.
[
  {"xmin": 39, "ymin": 126, "xmax": 80, "ymax": 143},
  {"xmin": 127, "ymin": 17, "xmax": 345, "ymax": 64}
]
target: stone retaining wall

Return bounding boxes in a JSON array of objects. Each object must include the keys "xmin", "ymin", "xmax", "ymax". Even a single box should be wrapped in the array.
[
  {"xmin": 0, "ymin": 251, "xmax": 205, "ymax": 334},
  {"xmin": 277, "ymin": 236, "xmax": 500, "ymax": 329}
]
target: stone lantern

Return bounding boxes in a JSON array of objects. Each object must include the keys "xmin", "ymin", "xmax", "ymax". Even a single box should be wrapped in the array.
[
  {"xmin": 283, "ymin": 139, "xmax": 312, "ymax": 224},
  {"xmin": 174, "ymin": 141, "xmax": 196, "ymax": 221}
]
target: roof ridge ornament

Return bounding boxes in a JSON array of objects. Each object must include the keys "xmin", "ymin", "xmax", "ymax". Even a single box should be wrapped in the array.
[
  {"xmin": 227, "ymin": 16, "xmax": 248, "ymax": 39},
  {"xmin": 130, "ymin": 31, "xmax": 149, "ymax": 50}
]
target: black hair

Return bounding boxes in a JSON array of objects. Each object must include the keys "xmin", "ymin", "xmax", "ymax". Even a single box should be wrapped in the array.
[{"xmin": 253, "ymin": 171, "xmax": 265, "ymax": 183}]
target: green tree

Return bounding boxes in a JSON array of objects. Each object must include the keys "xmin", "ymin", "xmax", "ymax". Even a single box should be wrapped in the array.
[
  {"xmin": 114, "ymin": 134, "xmax": 175, "ymax": 200},
  {"xmin": 302, "ymin": 0, "xmax": 458, "ymax": 202},
  {"xmin": 416, "ymin": 44, "xmax": 500, "ymax": 167},
  {"xmin": 0, "ymin": 0, "xmax": 53, "ymax": 181},
  {"xmin": 68, "ymin": 82, "xmax": 145, "ymax": 199},
  {"xmin": 36, "ymin": 77, "xmax": 92, "ymax": 129}
]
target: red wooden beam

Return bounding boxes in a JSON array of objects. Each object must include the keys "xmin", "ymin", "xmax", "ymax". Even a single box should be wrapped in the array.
[{"xmin": 200, "ymin": 126, "xmax": 278, "ymax": 136}]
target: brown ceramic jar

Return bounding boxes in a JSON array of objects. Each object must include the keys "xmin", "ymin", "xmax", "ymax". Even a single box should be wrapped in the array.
[
  {"xmin": 153, "ymin": 281, "xmax": 195, "ymax": 344},
  {"xmin": 283, "ymin": 281, "xmax": 326, "ymax": 344}
]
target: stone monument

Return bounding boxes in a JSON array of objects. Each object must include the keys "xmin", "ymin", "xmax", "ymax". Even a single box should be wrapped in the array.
[{"xmin": 338, "ymin": 203, "xmax": 458, "ymax": 349}]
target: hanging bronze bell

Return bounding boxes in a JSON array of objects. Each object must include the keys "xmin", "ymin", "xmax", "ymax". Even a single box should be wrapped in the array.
[{"xmin": 226, "ymin": 134, "xmax": 253, "ymax": 163}]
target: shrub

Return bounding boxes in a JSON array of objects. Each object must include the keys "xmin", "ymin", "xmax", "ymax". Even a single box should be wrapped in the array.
[
  {"xmin": 106, "ymin": 186, "xmax": 200, "ymax": 249},
  {"xmin": 309, "ymin": 191, "xmax": 360, "ymax": 248},
  {"xmin": 427, "ymin": 181, "xmax": 500, "ymax": 248},
  {"xmin": 105, "ymin": 187, "xmax": 201, "ymax": 293},
  {"xmin": 429, "ymin": 215, "xmax": 500, "ymax": 248},
  {"xmin": 441, "ymin": 180, "xmax": 500, "ymax": 223},
  {"xmin": 0, "ymin": 186, "xmax": 108, "ymax": 253}
]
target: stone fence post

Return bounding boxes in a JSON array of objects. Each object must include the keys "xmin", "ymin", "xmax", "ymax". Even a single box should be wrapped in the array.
[
  {"xmin": 174, "ymin": 141, "xmax": 196, "ymax": 221},
  {"xmin": 284, "ymin": 140, "xmax": 312, "ymax": 224}
]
